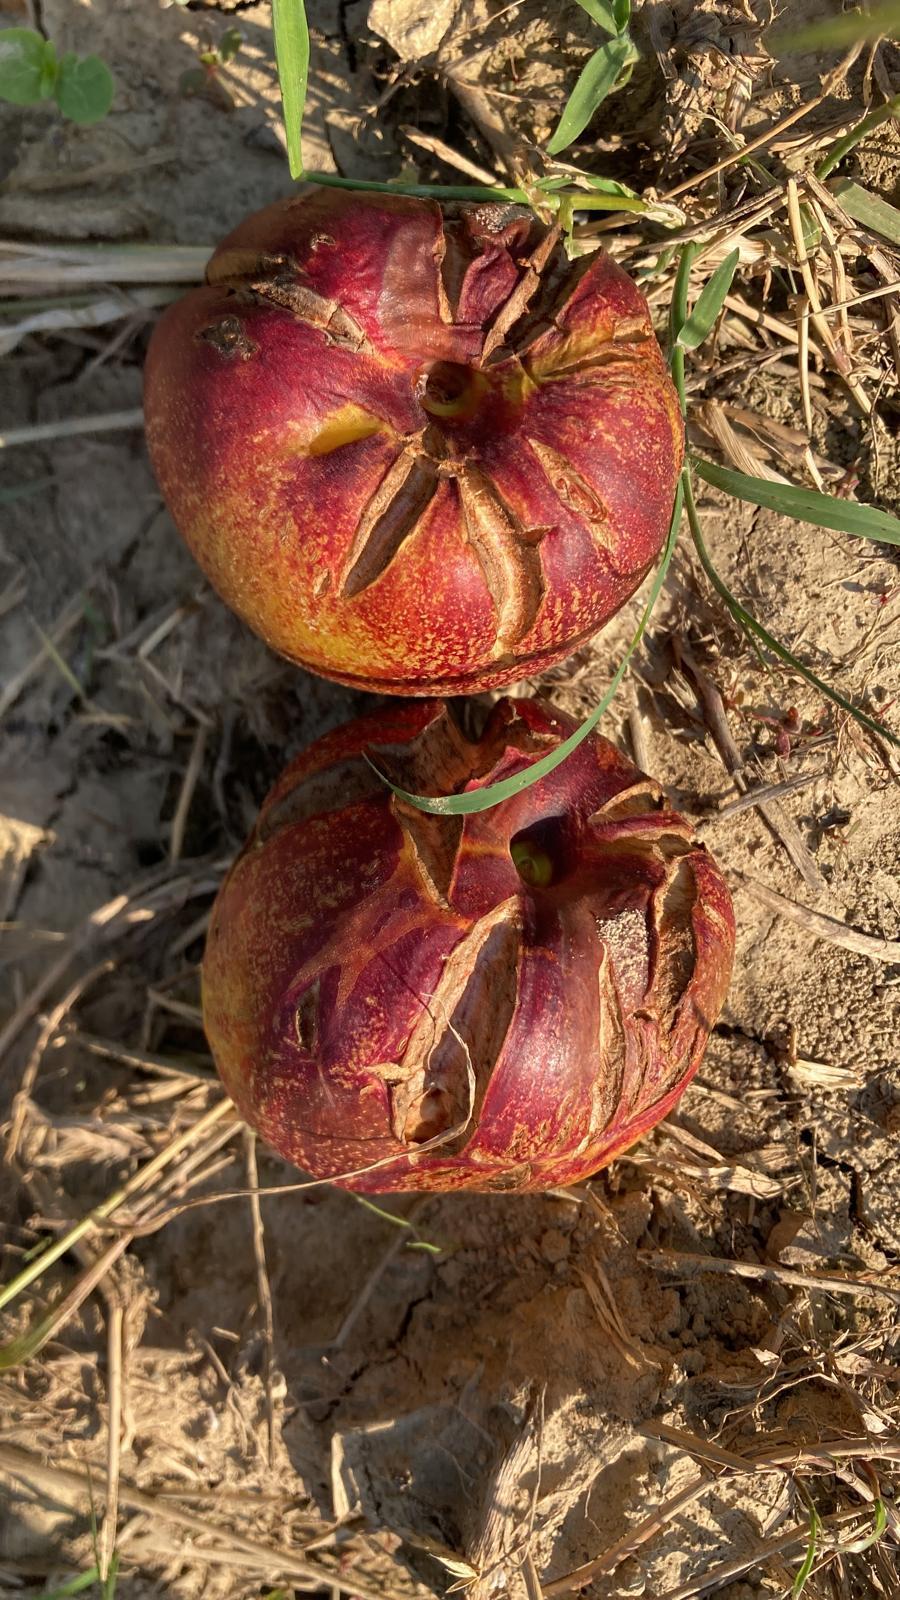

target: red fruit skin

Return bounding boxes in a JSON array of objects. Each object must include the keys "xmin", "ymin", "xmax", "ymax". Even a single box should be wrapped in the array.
[
  {"xmin": 144, "ymin": 190, "xmax": 684, "ymax": 695},
  {"xmin": 202, "ymin": 699, "xmax": 735, "ymax": 1193}
]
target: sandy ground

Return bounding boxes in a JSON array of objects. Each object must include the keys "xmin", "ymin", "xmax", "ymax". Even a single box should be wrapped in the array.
[{"xmin": 1, "ymin": 2, "xmax": 899, "ymax": 1597}]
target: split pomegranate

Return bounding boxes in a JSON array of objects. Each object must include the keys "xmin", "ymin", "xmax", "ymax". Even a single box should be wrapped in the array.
[
  {"xmin": 144, "ymin": 189, "xmax": 683, "ymax": 695},
  {"xmin": 203, "ymin": 698, "xmax": 734, "ymax": 1193}
]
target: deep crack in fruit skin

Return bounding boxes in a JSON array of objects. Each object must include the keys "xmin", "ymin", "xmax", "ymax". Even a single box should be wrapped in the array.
[
  {"xmin": 203, "ymin": 699, "xmax": 735, "ymax": 1193},
  {"xmin": 144, "ymin": 190, "xmax": 684, "ymax": 695}
]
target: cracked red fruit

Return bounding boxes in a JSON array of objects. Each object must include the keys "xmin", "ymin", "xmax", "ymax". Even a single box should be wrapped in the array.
[
  {"xmin": 203, "ymin": 698, "xmax": 735, "ymax": 1193},
  {"xmin": 144, "ymin": 190, "xmax": 684, "ymax": 695}
]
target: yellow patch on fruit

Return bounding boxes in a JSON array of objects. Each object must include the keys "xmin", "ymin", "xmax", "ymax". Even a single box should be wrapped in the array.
[{"xmin": 306, "ymin": 405, "xmax": 386, "ymax": 457}]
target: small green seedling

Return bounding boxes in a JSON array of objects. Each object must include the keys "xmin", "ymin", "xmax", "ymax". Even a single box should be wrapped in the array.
[
  {"xmin": 0, "ymin": 27, "xmax": 114, "ymax": 125},
  {"xmin": 179, "ymin": 26, "xmax": 243, "ymax": 110},
  {"xmin": 546, "ymin": 0, "xmax": 639, "ymax": 156}
]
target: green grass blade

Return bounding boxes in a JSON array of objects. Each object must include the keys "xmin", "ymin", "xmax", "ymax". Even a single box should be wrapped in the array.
[
  {"xmin": 684, "ymin": 474, "xmax": 900, "ymax": 750},
  {"xmin": 546, "ymin": 34, "xmax": 634, "ymax": 155},
  {"xmin": 0, "ymin": 1304, "xmax": 70, "ymax": 1370},
  {"xmin": 852, "ymin": 1499, "xmax": 888, "ymax": 1554},
  {"xmin": 816, "ymin": 94, "xmax": 900, "ymax": 180},
  {"xmin": 553, "ymin": 173, "xmax": 636, "ymax": 198},
  {"xmin": 0, "ymin": 475, "xmax": 54, "ymax": 504},
  {"xmin": 373, "ymin": 478, "xmax": 685, "ymax": 816},
  {"xmin": 831, "ymin": 178, "xmax": 900, "ymax": 246},
  {"xmin": 35, "ymin": 1569, "xmax": 102, "ymax": 1600},
  {"xmin": 32, "ymin": 620, "xmax": 88, "ymax": 703},
  {"xmin": 792, "ymin": 1508, "xmax": 819, "ymax": 1597},
  {"xmin": 668, "ymin": 241, "xmax": 698, "ymax": 348},
  {"xmin": 559, "ymin": 191, "xmax": 664, "ymax": 214},
  {"xmin": 693, "ymin": 457, "xmax": 900, "ymax": 547},
  {"xmin": 667, "ymin": 243, "xmax": 697, "ymax": 413},
  {"xmin": 772, "ymin": 1, "xmax": 900, "ymax": 52},
  {"xmin": 347, "ymin": 1193, "xmax": 443, "ymax": 1254},
  {"xmin": 677, "ymin": 248, "xmax": 740, "ymax": 349},
  {"xmin": 102, "ymin": 1551, "xmax": 120, "ymax": 1600},
  {"xmin": 306, "ymin": 168, "xmax": 673, "ymax": 215},
  {"xmin": 271, "ymin": 0, "xmax": 309, "ymax": 179},
  {"xmin": 305, "ymin": 170, "xmax": 528, "ymax": 202}
]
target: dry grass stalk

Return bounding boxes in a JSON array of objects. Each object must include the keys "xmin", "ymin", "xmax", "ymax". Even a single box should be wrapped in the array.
[
  {"xmin": 724, "ymin": 290, "xmax": 815, "ymax": 352},
  {"xmin": 0, "ymin": 408, "xmax": 146, "ymax": 449},
  {"xmin": 0, "ymin": 590, "xmax": 88, "ymax": 720},
  {"xmin": 663, "ymin": 88, "xmax": 833, "ymax": 200},
  {"xmin": 632, "ymin": 1120, "xmax": 792, "ymax": 1201},
  {"xmin": 0, "ymin": 1442, "xmax": 407, "ymax": 1600},
  {"xmin": 2, "ymin": 1106, "xmax": 241, "ymax": 1366},
  {"xmin": 71, "ymin": 1030, "xmax": 215, "ymax": 1084},
  {"xmin": 466, "ymin": 1390, "xmax": 544, "ymax": 1600},
  {"xmin": 0, "ymin": 1097, "xmax": 235, "ymax": 1317},
  {"xmin": 0, "ymin": 863, "xmax": 223, "ymax": 1070},
  {"xmin": 713, "ymin": 769, "xmax": 821, "ymax": 817},
  {"xmin": 98, "ymin": 1298, "xmax": 124, "ymax": 1583},
  {"xmin": 401, "ymin": 125, "xmax": 500, "ymax": 185},
  {"xmin": 242, "ymin": 1128, "xmax": 278, "ymax": 1472},
  {"xmin": 169, "ymin": 723, "xmax": 209, "ymax": 864},
  {"xmin": 0, "ymin": 287, "xmax": 178, "ymax": 357},
  {"xmin": 796, "ymin": 290, "xmax": 815, "ymax": 437},
  {"xmin": 811, "ymin": 197, "xmax": 854, "ymax": 360},
  {"xmin": 738, "ymin": 874, "xmax": 900, "ymax": 963},
  {"xmin": 786, "ymin": 178, "xmax": 872, "ymax": 415},
  {"xmin": 643, "ymin": 1248, "xmax": 900, "ymax": 1305},
  {"xmin": 0, "ymin": 1227, "xmax": 134, "ymax": 1369},
  {"xmin": 695, "ymin": 400, "xmax": 789, "ymax": 482},
  {"xmin": 543, "ymin": 1435, "xmax": 900, "ymax": 1596},
  {"xmin": 574, "ymin": 1264, "xmax": 646, "ymax": 1370},
  {"xmin": 0, "ymin": 241, "xmax": 209, "ymax": 289},
  {"xmin": 660, "ymin": 1504, "xmax": 879, "ymax": 1600},
  {"xmin": 676, "ymin": 642, "xmax": 827, "ymax": 896},
  {"xmin": 6, "ymin": 958, "xmax": 114, "ymax": 1162}
]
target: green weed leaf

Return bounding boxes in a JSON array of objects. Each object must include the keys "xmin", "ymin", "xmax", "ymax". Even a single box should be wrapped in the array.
[
  {"xmin": 0, "ymin": 27, "xmax": 52, "ymax": 105},
  {"xmin": 55, "ymin": 53, "xmax": 114, "ymax": 123},
  {"xmin": 219, "ymin": 26, "xmax": 243, "ymax": 61},
  {"xmin": 373, "ymin": 477, "xmax": 685, "ymax": 815},
  {"xmin": 684, "ymin": 475, "xmax": 900, "ymax": 749},
  {"xmin": 34, "ymin": 1567, "xmax": 102, "ymax": 1600},
  {"xmin": 307, "ymin": 171, "xmax": 526, "ymax": 202},
  {"xmin": 570, "ymin": 173, "xmax": 638, "ymax": 198},
  {"xmin": 772, "ymin": 1, "xmax": 900, "ymax": 52},
  {"xmin": 851, "ymin": 1499, "xmax": 888, "ymax": 1554},
  {"xmin": 667, "ymin": 241, "xmax": 699, "ymax": 347},
  {"xmin": 792, "ymin": 1507, "xmax": 820, "ymax": 1597},
  {"xmin": 546, "ymin": 34, "xmax": 635, "ymax": 155},
  {"xmin": 538, "ymin": 173, "xmax": 686, "ymax": 223},
  {"xmin": 179, "ymin": 66, "xmax": 209, "ymax": 96},
  {"xmin": 693, "ymin": 458, "xmax": 900, "ymax": 547},
  {"xmin": 832, "ymin": 178, "xmax": 900, "ymax": 246},
  {"xmin": 816, "ymin": 93, "xmax": 900, "ymax": 180},
  {"xmin": 677, "ymin": 249, "xmax": 740, "ymax": 349},
  {"xmin": 271, "ymin": 0, "xmax": 310, "ymax": 178}
]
